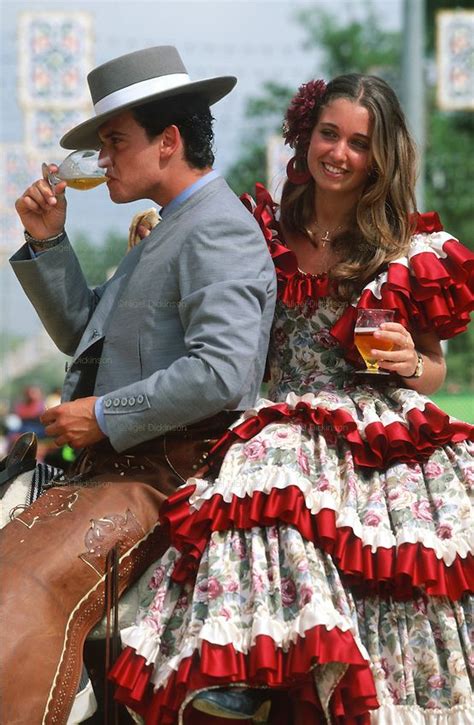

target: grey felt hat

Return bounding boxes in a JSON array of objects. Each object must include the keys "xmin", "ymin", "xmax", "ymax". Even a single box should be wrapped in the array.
[{"xmin": 60, "ymin": 45, "xmax": 236, "ymax": 149}]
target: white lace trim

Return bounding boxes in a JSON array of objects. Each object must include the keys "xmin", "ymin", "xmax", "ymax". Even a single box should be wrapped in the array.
[
  {"xmin": 370, "ymin": 700, "xmax": 473, "ymax": 724},
  {"xmin": 121, "ymin": 598, "xmax": 369, "ymax": 692}
]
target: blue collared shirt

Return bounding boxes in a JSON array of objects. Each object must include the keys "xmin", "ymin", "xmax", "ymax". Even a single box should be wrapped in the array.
[
  {"xmin": 95, "ymin": 169, "xmax": 220, "ymax": 435},
  {"xmin": 160, "ymin": 169, "xmax": 220, "ymax": 219}
]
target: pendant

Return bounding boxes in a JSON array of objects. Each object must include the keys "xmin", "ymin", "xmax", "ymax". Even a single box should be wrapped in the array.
[{"xmin": 321, "ymin": 230, "xmax": 330, "ymax": 247}]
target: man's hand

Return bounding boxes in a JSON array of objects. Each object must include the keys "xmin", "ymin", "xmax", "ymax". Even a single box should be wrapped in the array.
[
  {"xmin": 15, "ymin": 165, "xmax": 67, "ymax": 240},
  {"xmin": 41, "ymin": 397, "xmax": 106, "ymax": 448}
]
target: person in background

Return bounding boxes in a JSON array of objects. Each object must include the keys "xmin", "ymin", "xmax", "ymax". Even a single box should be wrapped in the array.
[
  {"xmin": 110, "ymin": 74, "xmax": 474, "ymax": 724},
  {"xmin": 13, "ymin": 384, "xmax": 46, "ymax": 437}
]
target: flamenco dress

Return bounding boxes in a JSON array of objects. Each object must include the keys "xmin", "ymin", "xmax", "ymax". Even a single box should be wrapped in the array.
[{"xmin": 110, "ymin": 185, "xmax": 474, "ymax": 724}]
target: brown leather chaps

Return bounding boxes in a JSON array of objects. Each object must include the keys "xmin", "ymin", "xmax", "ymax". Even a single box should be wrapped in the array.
[{"xmin": 0, "ymin": 412, "xmax": 237, "ymax": 725}]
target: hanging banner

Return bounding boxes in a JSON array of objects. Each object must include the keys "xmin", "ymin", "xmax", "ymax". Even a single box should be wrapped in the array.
[{"xmin": 436, "ymin": 10, "xmax": 474, "ymax": 111}]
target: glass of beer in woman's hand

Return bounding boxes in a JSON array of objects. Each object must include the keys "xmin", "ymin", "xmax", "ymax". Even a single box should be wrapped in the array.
[
  {"xmin": 42, "ymin": 150, "xmax": 106, "ymax": 192},
  {"xmin": 354, "ymin": 309, "xmax": 395, "ymax": 374}
]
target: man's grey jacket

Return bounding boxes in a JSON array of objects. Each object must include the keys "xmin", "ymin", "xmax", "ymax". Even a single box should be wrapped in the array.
[{"xmin": 10, "ymin": 176, "xmax": 276, "ymax": 452}]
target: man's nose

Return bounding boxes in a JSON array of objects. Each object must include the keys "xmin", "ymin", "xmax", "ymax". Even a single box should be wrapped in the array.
[{"xmin": 98, "ymin": 152, "xmax": 112, "ymax": 169}]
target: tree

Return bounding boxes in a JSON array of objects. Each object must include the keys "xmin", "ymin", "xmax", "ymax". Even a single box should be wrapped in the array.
[
  {"xmin": 72, "ymin": 230, "xmax": 128, "ymax": 286},
  {"xmin": 424, "ymin": 0, "xmax": 474, "ymax": 247},
  {"xmin": 298, "ymin": 5, "xmax": 400, "ymax": 78}
]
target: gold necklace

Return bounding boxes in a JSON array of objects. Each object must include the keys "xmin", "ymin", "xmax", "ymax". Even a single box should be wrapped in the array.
[{"xmin": 308, "ymin": 219, "xmax": 344, "ymax": 248}]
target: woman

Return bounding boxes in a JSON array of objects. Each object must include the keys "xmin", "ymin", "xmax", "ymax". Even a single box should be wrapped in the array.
[{"xmin": 110, "ymin": 75, "xmax": 474, "ymax": 724}]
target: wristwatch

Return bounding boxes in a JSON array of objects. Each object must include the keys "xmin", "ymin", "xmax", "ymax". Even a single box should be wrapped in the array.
[
  {"xmin": 403, "ymin": 352, "xmax": 424, "ymax": 379},
  {"xmin": 24, "ymin": 229, "xmax": 65, "ymax": 250}
]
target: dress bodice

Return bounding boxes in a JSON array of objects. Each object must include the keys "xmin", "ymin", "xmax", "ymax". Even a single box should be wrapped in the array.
[{"xmin": 268, "ymin": 295, "xmax": 354, "ymax": 399}]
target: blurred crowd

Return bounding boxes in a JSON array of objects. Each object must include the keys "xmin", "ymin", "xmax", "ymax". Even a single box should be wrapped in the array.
[{"xmin": 0, "ymin": 384, "xmax": 74, "ymax": 470}]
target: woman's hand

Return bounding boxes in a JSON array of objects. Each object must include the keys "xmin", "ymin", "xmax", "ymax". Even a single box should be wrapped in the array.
[
  {"xmin": 371, "ymin": 322, "xmax": 419, "ymax": 377},
  {"xmin": 370, "ymin": 323, "xmax": 446, "ymax": 394}
]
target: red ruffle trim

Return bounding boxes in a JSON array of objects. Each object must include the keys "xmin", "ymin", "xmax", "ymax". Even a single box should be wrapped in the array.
[
  {"xmin": 241, "ymin": 184, "xmax": 334, "ymax": 307},
  {"xmin": 208, "ymin": 399, "xmax": 474, "ymax": 472},
  {"xmin": 110, "ymin": 627, "xmax": 378, "ymax": 725},
  {"xmin": 161, "ymin": 484, "xmax": 473, "ymax": 600},
  {"xmin": 241, "ymin": 185, "xmax": 474, "ymax": 346}
]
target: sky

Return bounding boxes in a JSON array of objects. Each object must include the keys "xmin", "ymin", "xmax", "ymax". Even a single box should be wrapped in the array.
[{"xmin": 0, "ymin": 0, "xmax": 403, "ymax": 336}]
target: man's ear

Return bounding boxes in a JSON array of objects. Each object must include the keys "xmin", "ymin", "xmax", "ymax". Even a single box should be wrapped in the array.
[{"xmin": 160, "ymin": 125, "xmax": 181, "ymax": 160}]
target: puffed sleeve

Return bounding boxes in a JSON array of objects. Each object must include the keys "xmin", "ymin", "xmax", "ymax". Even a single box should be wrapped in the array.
[{"xmin": 331, "ymin": 212, "xmax": 474, "ymax": 359}]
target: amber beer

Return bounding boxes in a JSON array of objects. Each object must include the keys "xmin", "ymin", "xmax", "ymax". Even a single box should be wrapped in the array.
[
  {"xmin": 354, "ymin": 327, "xmax": 394, "ymax": 372},
  {"xmin": 65, "ymin": 177, "xmax": 107, "ymax": 191}
]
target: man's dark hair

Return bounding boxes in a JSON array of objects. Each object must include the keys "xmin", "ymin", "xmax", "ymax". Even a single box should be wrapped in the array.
[{"xmin": 132, "ymin": 94, "xmax": 215, "ymax": 168}]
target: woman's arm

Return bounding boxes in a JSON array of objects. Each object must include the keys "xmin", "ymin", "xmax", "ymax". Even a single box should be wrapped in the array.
[{"xmin": 372, "ymin": 323, "xmax": 446, "ymax": 395}]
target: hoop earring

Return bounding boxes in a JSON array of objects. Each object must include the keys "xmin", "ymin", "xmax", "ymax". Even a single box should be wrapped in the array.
[{"xmin": 286, "ymin": 157, "xmax": 311, "ymax": 185}]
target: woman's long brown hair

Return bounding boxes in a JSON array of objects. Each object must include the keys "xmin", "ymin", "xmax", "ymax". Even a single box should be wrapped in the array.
[{"xmin": 280, "ymin": 74, "xmax": 418, "ymax": 301}]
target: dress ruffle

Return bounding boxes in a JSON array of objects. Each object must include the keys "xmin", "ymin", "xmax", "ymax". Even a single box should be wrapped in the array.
[
  {"xmin": 208, "ymin": 394, "xmax": 474, "ymax": 471},
  {"xmin": 110, "ymin": 628, "xmax": 378, "ymax": 725},
  {"xmin": 162, "ymin": 484, "xmax": 473, "ymax": 600}
]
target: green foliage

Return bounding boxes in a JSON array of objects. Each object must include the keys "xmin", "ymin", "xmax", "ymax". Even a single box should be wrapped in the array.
[
  {"xmin": 425, "ymin": 108, "xmax": 474, "ymax": 249},
  {"xmin": 297, "ymin": 4, "xmax": 400, "ymax": 77},
  {"xmin": 72, "ymin": 230, "xmax": 128, "ymax": 286},
  {"xmin": 246, "ymin": 82, "xmax": 295, "ymax": 126},
  {"xmin": 431, "ymin": 391, "xmax": 474, "ymax": 423},
  {"xmin": 226, "ymin": 143, "xmax": 268, "ymax": 199},
  {"xmin": 442, "ymin": 325, "xmax": 474, "ymax": 391}
]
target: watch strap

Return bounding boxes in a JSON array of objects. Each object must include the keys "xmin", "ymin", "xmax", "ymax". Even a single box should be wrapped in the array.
[
  {"xmin": 402, "ymin": 352, "xmax": 424, "ymax": 379},
  {"xmin": 24, "ymin": 229, "xmax": 65, "ymax": 250}
]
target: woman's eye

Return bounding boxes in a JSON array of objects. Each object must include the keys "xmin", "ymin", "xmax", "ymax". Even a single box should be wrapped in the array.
[
  {"xmin": 320, "ymin": 129, "xmax": 336, "ymax": 139},
  {"xmin": 352, "ymin": 139, "xmax": 369, "ymax": 150}
]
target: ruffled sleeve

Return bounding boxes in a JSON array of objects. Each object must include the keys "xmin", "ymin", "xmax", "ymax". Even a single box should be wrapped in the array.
[
  {"xmin": 331, "ymin": 213, "xmax": 474, "ymax": 359},
  {"xmin": 241, "ymin": 184, "xmax": 332, "ymax": 305}
]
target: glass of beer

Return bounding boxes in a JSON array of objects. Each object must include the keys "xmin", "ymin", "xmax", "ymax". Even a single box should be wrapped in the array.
[
  {"xmin": 42, "ymin": 150, "xmax": 106, "ymax": 191},
  {"xmin": 354, "ymin": 308, "xmax": 395, "ymax": 374}
]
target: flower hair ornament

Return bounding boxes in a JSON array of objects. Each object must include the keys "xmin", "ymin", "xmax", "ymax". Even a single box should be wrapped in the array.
[{"xmin": 283, "ymin": 79, "xmax": 327, "ymax": 185}]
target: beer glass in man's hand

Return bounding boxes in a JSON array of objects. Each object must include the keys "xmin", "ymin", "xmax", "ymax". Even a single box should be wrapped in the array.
[
  {"xmin": 354, "ymin": 309, "xmax": 395, "ymax": 374},
  {"xmin": 42, "ymin": 150, "xmax": 106, "ymax": 192}
]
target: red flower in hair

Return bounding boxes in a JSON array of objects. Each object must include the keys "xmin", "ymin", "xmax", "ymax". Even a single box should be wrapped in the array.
[{"xmin": 283, "ymin": 79, "xmax": 327, "ymax": 151}]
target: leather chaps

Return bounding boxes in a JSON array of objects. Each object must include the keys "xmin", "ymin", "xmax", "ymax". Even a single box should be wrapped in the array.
[{"xmin": 0, "ymin": 412, "xmax": 238, "ymax": 725}]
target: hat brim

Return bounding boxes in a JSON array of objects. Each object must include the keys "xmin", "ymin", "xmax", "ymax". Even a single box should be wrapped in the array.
[{"xmin": 60, "ymin": 76, "xmax": 236, "ymax": 149}]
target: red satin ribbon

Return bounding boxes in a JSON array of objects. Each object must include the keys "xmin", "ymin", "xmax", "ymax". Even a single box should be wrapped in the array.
[{"xmin": 110, "ymin": 626, "xmax": 378, "ymax": 725}]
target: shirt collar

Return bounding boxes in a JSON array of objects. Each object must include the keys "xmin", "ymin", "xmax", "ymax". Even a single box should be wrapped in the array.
[{"xmin": 160, "ymin": 170, "xmax": 220, "ymax": 219}]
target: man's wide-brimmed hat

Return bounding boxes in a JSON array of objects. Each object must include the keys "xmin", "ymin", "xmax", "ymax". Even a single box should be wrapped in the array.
[{"xmin": 60, "ymin": 45, "xmax": 236, "ymax": 149}]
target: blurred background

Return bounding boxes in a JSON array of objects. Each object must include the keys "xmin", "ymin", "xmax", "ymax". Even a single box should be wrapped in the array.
[{"xmin": 0, "ymin": 0, "xmax": 473, "ymax": 463}]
